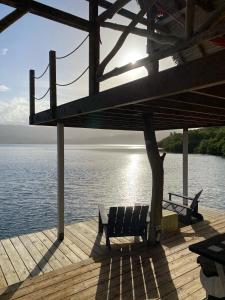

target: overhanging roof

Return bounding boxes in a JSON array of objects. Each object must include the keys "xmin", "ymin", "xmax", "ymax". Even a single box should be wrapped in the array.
[{"xmin": 33, "ymin": 49, "xmax": 225, "ymax": 131}]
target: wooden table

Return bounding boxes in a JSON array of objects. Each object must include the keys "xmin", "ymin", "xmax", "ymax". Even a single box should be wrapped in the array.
[{"xmin": 189, "ymin": 234, "xmax": 225, "ymax": 299}]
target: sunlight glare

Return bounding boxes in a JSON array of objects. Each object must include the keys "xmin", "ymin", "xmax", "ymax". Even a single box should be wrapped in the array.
[{"xmin": 122, "ymin": 51, "xmax": 143, "ymax": 65}]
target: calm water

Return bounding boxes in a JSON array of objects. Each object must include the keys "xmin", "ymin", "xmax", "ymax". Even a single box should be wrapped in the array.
[{"xmin": 0, "ymin": 144, "xmax": 225, "ymax": 239}]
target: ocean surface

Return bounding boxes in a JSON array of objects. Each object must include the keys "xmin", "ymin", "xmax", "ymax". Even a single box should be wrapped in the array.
[{"xmin": 0, "ymin": 144, "xmax": 225, "ymax": 239}]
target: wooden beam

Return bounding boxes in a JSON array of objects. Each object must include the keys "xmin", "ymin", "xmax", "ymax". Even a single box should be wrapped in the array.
[
  {"xmin": 86, "ymin": 0, "xmax": 148, "ymax": 26},
  {"xmin": 97, "ymin": 2, "xmax": 155, "ymax": 77},
  {"xmin": 102, "ymin": 21, "xmax": 178, "ymax": 45},
  {"xmin": 89, "ymin": 0, "xmax": 100, "ymax": 95},
  {"xmin": 0, "ymin": 0, "xmax": 90, "ymax": 32},
  {"xmin": 196, "ymin": 2, "xmax": 225, "ymax": 34},
  {"xmin": 185, "ymin": 0, "xmax": 195, "ymax": 39},
  {"xmin": 97, "ymin": 0, "xmax": 131, "ymax": 23},
  {"xmin": 99, "ymin": 21, "xmax": 225, "ymax": 81},
  {"xmin": 0, "ymin": 8, "xmax": 27, "ymax": 33},
  {"xmin": 32, "ymin": 48, "xmax": 225, "ymax": 126}
]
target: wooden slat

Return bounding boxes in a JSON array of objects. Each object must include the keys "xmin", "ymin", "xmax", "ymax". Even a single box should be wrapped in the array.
[
  {"xmin": 27, "ymin": 233, "xmax": 63, "ymax": 270},
  {"xmin": 19, "ymin": 234, "xmax": 53, "ymax": 274},
  {"xmin": 43, "ymin": 230, "xmax": 81, "ymax": 264},
  {"xmin": 0, "ymin": 208, "xmax": 224, "ymax": 299},
  {"xmin": 34, "ymin": 232, "xmax": 71, "ymax": 267},
  {"xmin": 1, "ymin": 239, "xmax": 30, "ymax": 282},
  {"xmin": 10, "ymin": 237, "xmax": 42, "ymax": 277},
  {"xmin": 0, "ymin": 241, "xmax": 19, "ymax": 285}
]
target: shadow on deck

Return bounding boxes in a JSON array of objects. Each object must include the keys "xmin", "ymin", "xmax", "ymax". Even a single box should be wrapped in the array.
[{"xmin": 0, "ymin": 206, "xmax": 224, "ymax": 299}]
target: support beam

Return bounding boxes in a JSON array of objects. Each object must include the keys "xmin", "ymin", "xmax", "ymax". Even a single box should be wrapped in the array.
[
  {"xmin": 185, "ymin": 0, "xmax": 195, "ymax": 39},
  {"xmin": 97, "ymin": 0, "xmax": 131, "ymax": 23},
  {"xmin": 0, "ymin": 8, "xmax": 27, "ymax": 33},
  {"xmin": 97, "ymin": 2, "xmax": 156, "ymax": 77},
  {"xmin": 89, "ymin": 0, "xmax": 100, "ymax": 95},
  {"xmin": 98, "ymin": 21, "xmax": 225, "ymax": 81},
  {"xmin": 0, "ymin": 0, "xmax": 90, "ymax": 32},
  {"xmin": 57, "ymin": 122, "xmax": 64, "ymax": 241},
  {"xmin": 183, "ymin": 128, "xmax": 188, "ymax": 205},
  {"xmin": 102, "ymin": 21, "xmax": 178, "ymax": 45}
]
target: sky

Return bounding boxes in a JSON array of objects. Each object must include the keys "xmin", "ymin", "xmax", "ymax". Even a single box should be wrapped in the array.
[{"xmin": 0, "ymin": 0, "xmax": 174, "ymax": 131}]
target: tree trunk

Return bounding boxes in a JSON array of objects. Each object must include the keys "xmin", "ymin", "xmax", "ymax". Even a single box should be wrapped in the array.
[{"xmin": 143, "ymin": 114, "xmax": 165, "ymax": 244}]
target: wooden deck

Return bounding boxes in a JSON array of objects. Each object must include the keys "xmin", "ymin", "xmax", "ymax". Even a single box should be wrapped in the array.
[{"xmin": 0, "ymin": 206, "xmax": 224, "ymax": 299}]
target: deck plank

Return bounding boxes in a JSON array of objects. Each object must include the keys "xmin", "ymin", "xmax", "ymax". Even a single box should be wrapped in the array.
[
  {"xmin": 1, "ymin": 239, "xmax": 29, "ymax": 281},
  {"xmin": 0, "ymin": 207, "xmax": 224, "ymax": 299},
  {"xmin": 0, "ymin": 241, "xmax": 19, "ymax": 286},
  {"xmin": 19, "ymin": 234, "xmax": 53, "ymax": 274}
]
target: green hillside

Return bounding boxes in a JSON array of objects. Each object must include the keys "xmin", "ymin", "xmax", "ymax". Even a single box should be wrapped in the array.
[{"xmin": 158, "ymin": 127, "xmax": 225, "ymax": 157}]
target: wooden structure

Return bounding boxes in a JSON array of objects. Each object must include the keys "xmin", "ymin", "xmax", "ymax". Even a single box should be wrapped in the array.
[
  {"xmin": 163, "ymin": 190, "xmax": 204, "ymax": 225},
  {"xmin": 98, "ymin": 205, "xmax": 150, "ymax": 249},
  {"xmin": 1, "ymin": 0, "xmax": 225, "ymax": 242},
  {"xmin": 0, "ymin": 206, "xmax": 224, "ymax": 299}
]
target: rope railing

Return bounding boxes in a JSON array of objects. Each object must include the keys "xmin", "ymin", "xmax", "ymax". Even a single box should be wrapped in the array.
[
  {"xmin": 30, "ymin": 35, "xmax": 90, "ymax": 120},
  {"xmin": 56, "ymin": 34, "xmax": 89, "ymax": 60},
  {"xmin": 56, "ymin": 66, "xmax": 89, "ymax": 87},
  {"xmin": 34, "ymin": 64, "xmax": 49, "ymax": 80},
  {"xmin": 35, "ymin": 87, "xmax": 50, "ymax": 101}
]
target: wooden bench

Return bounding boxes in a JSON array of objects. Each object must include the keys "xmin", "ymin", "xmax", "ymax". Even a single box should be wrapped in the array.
[
  {"xmin": 98, "ymin": 205, "xmax": 150, "ymax": 249},
  {"xmin": 162, "ymin": 190, "xmax": 203, "ymax": 225}
]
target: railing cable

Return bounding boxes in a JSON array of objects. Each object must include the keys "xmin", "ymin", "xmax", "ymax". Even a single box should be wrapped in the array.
[
  {"xmin": 56, "ymin": 34, "xmax": 89, "ymax": 60},
  {"xmin": 35, "ymin": 88, "xmax": 50, "ymax": 101},
  {"xmin": 34, "ymin": 64, "xmax": 49, "ymax": 80},
  {"xmin": 56, "ymin": 66, "xmax": 89, "ymax": 87}
]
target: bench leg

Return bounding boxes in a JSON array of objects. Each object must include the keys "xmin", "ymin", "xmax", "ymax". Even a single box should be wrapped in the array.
[{"xmin": 98, "ymin": 212, "xmax": 103, "ymax": 234}]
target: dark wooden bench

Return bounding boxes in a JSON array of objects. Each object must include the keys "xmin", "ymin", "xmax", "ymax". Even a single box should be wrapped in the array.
[
  {"xmin": 162, "ymin": 190, "xmax": 203, "ymax": 225},
  {"xmin": 98, "ymin": 205, "xmax": 150, "ymax": 249}
]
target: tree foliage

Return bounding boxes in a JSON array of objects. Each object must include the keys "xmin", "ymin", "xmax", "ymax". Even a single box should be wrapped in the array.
[{"xmin": 158, "ymin": 127, "xmax": 225, "ymax": 157}]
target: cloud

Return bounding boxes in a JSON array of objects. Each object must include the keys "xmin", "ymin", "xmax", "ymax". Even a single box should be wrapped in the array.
[
  {"xmin": 0, "ymin": 97, "xmax": 28, "ymax": 125},
  {"xmin": 0, "ymin": 97, "xmax": 47, "ymax": 125},
  {"xmin": 1, "ymin": 48, "xmax": 8, "ymax": 56},
  {"xmin": 0, "ymin": 84, "xmax": 9, "ymax": 92}
]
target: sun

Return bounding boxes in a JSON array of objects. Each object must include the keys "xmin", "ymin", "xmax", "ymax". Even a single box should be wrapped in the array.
[{"xmin": 121, "ymin": 51, "xmax": 143, "ymax": 65}]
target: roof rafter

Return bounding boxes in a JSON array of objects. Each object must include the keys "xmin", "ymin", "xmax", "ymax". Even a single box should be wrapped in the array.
[
  {"xmin": 0, "ymin": 8, "xmax": 27, "ymax": 33},
  {"xmin": 0, "ymin": 0, "xmax": 90, "ymax": 32}
]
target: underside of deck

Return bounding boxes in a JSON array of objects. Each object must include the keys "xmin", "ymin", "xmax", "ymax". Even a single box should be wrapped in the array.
[
  {"xmin": 0, "ymin": 206, "xmax": 224, "ymax": 299},
  {"xmin": 33, "ymin": 49, "xmax": 225, "ymax": 131}
]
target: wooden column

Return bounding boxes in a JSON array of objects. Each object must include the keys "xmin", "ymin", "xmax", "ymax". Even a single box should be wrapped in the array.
[
  {"xmin": 89, "ymin": 0, "xmax": 100, "ymax": 95},
  {"xmin": 144, "ymin": 8, "xmax": 163, "ymax": 244},
  {"xmin": 29, "ymin": 69, "xmax": 35, "ymax": 125},
  {"xmin": 57, "ymin": 122, "xmax": 64, "ymax": 241},
  {"xmin": 183, "ymin": 128, "xmax": 189, "ymax": 205},
  {"xmin": 144, "ymin": 115, "xmax": 165, "ymax": 244},
  {"xmin": 49, "ymin": 50, "xmax": 57, "ymax": 115}
]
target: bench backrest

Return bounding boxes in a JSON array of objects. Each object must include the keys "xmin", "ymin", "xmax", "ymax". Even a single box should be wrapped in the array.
[
  {"xmin": 190, "ymin": 190, "xmax": 203, "ymax": 210},
  {"xmin": 108, "ymin": 205, "xmax": 149, "ymax": 236}
]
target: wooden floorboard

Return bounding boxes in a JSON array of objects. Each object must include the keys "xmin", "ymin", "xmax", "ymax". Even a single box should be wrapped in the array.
[{"xmin": 0, "ymin": 207, "xmax": 224, "ymax": 299}]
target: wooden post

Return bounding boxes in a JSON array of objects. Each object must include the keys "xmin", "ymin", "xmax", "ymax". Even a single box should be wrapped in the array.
[
  {"xmin": 89, "ymin": 0, "xmax": 100, "ymax": 95},
  {"xmin": 29, "ymin": 69, "xmax": 35, "ymax": 125},
  {"xmin": 57, "ymin": 121, "xmax": 64, "ymax": 241},
  {"xmin": 144, "ymin": 8, "xmax": 163, "ymax": 244},
  {"xmin": 144, "ymin": 115, "xmax": 165, "ymax": 244},
  {"xmin": 49, "ymin": 50, "xmax": 57, "ymax": 116},
  {"xmin": 183, "ymin": 128, "xmax": 189, "ymax": 205}
]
